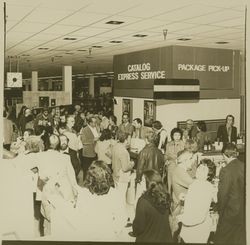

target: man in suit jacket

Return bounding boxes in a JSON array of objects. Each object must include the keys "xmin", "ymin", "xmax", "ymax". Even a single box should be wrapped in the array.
[
  {"xmin": 217, "ymin": 114, "xmax": 237, "ymax": 144},
  {"xmin": 80, "ymin": 116, "xmax": 99, "ymax": 180},
  {"xmin": 59, "ymin": 134, "xmax": 81, "ymax": 179},
  {"xmin": 215, "ymin": 143, "xmax": 245, "ymax": 244}
]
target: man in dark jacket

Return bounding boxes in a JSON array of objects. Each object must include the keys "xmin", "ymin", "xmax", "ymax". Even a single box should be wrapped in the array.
[
  {"xmin": 214, "ymin": 143, "xmax": 245, "ymax": 244},
  {"xmin": 59, "ymin": 134, "xmax": 81, "ymax": 179},
  {"xmin": 136, "ymin": 131, "xmax": 165, "ymax": 183},
  {"xmin": 217, "ymin": 114, "xmax": 237, "ymax": 144}
]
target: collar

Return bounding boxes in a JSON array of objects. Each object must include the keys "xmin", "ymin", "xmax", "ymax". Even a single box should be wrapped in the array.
[{"xmin": 60, "ymin": 148, "xmax": 69, "ymax": 154}]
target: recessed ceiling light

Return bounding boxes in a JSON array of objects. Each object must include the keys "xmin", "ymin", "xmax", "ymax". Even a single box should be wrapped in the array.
[
  {"xmin": 92, "ymin": 45, "xmax": 103, "ymax": 48},
  {"xmin": 77, "ymin": 49, "xmax": 87, "ymax": 51},
  {"xmin": 106, "ymin": 20, "xmax": 124, "ymax": 25},
  {"xmin": 133, "ymin": 34, "xmax": 148, "ymax": 38},
  {"xmin": 38, "ymin": 47, "xmax": 49, "ymax": 50},
  {"xmin": 215, "ymin": 41, "xmax": 229, "ymax": 44},
  {"xmin": 177, "ymin": 38, "xmax": 191, "ymax": 41},
  {"xmin": 63, "ymin": 37, "xmax": 77, "ymax": 40},
  {"xmin": 106, "ymin": 71, "xmax": 114, "ymax": 74},
  {"xmin": 21, "ymin": 54, "xmax": 30, "ymax": 56},
  {"xmin": 110, "ymin": 40, "xmax": 122, "ymax": 43}
]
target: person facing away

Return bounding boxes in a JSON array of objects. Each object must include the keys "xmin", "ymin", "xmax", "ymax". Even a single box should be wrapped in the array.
[
  {"xmin": 133, "ymin": 170, "xmax": 173, "ymax": 243},
  {"xmin": 195, "ymin": 120, "xmax": 208, "ymax": 152},
  {"xmin": 111, "ymin": 131, "xmax": 134, "ymax": 186},
  {"xmin": 214, "ymin": 143, "xmax": 245, "ymax": 245},
  {"xmin": 217, "ymin": 114, "xmax": 237, "ymax": 144},
  {"xmin": 95, "ymin": 129, "xmax": 112, "ymax": 167},
  {"xmin": 179, "ymin": 158, "xmax": 217, "ymax": 243},
  {"xmin": 71, "ymin": 160, "xmax": 127, "ymax": 241},
  {"xmin": 136, "ymin": 131, "xmax": 165, "ymax": 183}
]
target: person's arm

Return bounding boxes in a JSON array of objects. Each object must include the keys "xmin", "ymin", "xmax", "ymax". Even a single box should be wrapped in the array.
[
  {"xmin": 120, "ymin": 150, "xmax": 134, "ymax": 172},
  {"xmin": 177, "ymin": 169, "xmax": 194, "ymax": 189},
  {"xmin": 136, "ymin": 151, "xmax": 146, "ymax": 182},
  {"xmin": 133, "ymin": 197, "xmax": 147, "ymax": 236}
]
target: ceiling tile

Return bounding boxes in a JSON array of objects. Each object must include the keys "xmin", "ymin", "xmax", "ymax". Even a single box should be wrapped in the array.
[
  {"xmin": 72, "ymin": 27, "xmax": 110, "ymax": 37},
  {"xmin": 23, "ymin": 8, "xmax": 74, "ymax": 24},
  {"xmin": 42, "ymin": 24, "xmax": 81, "ymax": 35},
  {"xmin": 184, "ymin": 9, "xmax": 242, "ymax": 25},
  {"xmin": 119, "ymin": 0, "xmax": 190, "ymax": 18},
  {"xmin": 154, "ymin": 4, "xmax": 221, "ymax": 22},
  {"xmin": 8, "ymin": 21, "xmax": 51, "ymax": 33},
  {"xmin": 91, "ymin": 15, "xmax": 142, "ymax": 29},
  {"xmin": 211, "ymin": 17, "xmax": 245, "ymax": 28},
  {"xmin": 83, "ymin": 0, "xmax": 140, "ymax": 14},
  {"xmin": 59, "ymin": 12, "xmax": 110, "ymax": 26},
  {"xmin": 5, "ymin": 4, "xmax": 38, "ymax": 21},
  {"xmin": 118, "ymin": 19, "xmax": 167, "ymax": 31}
]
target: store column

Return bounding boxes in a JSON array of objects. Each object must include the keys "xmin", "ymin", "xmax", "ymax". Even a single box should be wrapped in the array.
[
  {"xmin": 48, "ymin": 79, "xmax": 53, "ymax": 91},
  {"xmin": 31, "ymin": 71, "xmax": 38, "ymax": 91},
  {"xmin": 89, "ymin": 75, "xmax": 95, "ymax": 97},
  {"xmin": 24, "ymin": 81, "xmax": 29, "ymax": 91},
  {"xmin": 63, "ymin": 66, "xmax": 72, "ymax": 104}
]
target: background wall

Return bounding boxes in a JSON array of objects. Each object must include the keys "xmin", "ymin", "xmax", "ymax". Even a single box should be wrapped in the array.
[
  {"xmin": 114, "ymin": 96, "xmax": 240, "ymax": 135},
  {"xmin": 23, "ymin": 91, "xmax": 70, "ymax": 108}
]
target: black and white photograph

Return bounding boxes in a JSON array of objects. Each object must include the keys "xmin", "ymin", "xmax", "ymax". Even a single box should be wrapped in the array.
[{"xmin": 0, "ymin": 0, "xmax": 249, "ymax": 244}]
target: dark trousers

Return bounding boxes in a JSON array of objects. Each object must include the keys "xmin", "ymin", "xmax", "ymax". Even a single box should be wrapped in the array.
[{"xmin": 81, "ymin": 156, "xmax": 96, "ymax": 180}]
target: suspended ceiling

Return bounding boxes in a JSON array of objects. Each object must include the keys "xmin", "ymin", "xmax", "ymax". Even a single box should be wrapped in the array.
[{"xmin": 5, "ymin": 0, "xmax": 247, "ymax": 78}]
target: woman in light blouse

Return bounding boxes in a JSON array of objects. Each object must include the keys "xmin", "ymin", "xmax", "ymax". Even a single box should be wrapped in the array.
[{"xmin": 165, "ymin": 128, "xmax": 185, "ymax": 194}]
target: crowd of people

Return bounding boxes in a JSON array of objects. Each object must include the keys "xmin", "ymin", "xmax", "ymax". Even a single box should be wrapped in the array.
[{"xmin": 2, "ymin": 103, "xmax": 245, "ymax": 243}]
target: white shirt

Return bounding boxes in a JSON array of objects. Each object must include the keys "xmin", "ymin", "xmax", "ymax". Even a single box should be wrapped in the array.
[{"xmin": 179, "ymin": 179, "xmax": 215, "ymax": 243}]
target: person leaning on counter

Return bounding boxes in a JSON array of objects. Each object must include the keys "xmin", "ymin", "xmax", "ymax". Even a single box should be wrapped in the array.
[{"xmin": 217, "ymin": 115, "xmax": 237, "ymax": 144}]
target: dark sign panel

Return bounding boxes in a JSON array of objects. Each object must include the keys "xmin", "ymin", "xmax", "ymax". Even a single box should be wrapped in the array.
[{"xmin": 113, "ymin": 46, "xmax": 240, "ymax": 99}]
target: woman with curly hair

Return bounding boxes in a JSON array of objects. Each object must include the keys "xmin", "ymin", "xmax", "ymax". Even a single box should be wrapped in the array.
[
  {"xmin": 133, "ymin": 169, "xmax": 173, "ymax": 243},
  {"xmin": 70, "ymin": 160, "xmax": 127, "ymax": 241}
]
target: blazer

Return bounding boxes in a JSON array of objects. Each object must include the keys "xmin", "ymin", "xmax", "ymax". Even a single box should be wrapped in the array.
[
  {"xmin": 80, "ymin": 126, "xmax": 96, "ymax": 158},
  {"xmin": 215, "ymin": 158, "xmax": 245, "ymax": 244},
  {"xmin": 217, "ymin": 124, "xmax": 237, "ymax": 143},
  {"xmin": 63, "ymin": 148, "xmax": 81, "ymax": 177},
  {"xmin": 217, "ymin": 158, "xmax": 244, "ymax": 224}
]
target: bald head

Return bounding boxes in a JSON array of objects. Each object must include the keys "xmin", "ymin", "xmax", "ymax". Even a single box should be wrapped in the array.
[
  {"xmin": 49, "ymin": 134, "xmax": 60, "ymax": 150},
  {"xmin": 186, "ymin": 119, "xmax": 194, "ymax": 130}
]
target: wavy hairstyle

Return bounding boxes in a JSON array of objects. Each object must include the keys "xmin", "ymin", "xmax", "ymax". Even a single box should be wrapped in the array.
[
  {"xmin": 143, "ymin": 170, "xmax": 170, "ymax": 212},
  {"xmin": 83, "ymin": 160, "xmax": 114, "ymax": 195}
]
